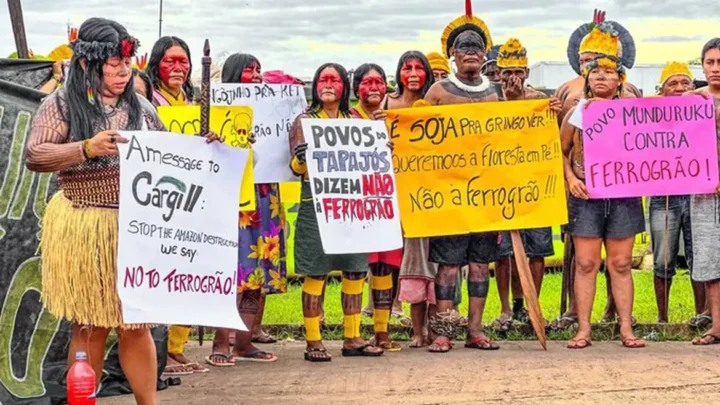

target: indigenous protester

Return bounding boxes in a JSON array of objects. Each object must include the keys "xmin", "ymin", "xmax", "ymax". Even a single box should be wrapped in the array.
[
  {"xmin": 557, "ymin": 10, "xmax": 641, "ymax": 124},
  {"xmin": 352, "ymin": 63, "xmax": 403, "ymax": 352},
  {"xmin": 426, "ymin": 52, "xmax": 451, "ymax": 82},
  {"xmin": 289, "ymin": 63, "xmax": 384, "ymax": 362},
  {"xmin": 559, "ymin": 20, "xmax": 645, "ymax": 349},
  {"xmin": 146, "ymin": 36, "xmax": 193, "ymax": 107},
  {"xmin": 23, "ymin": 17, "xmax": 215, "ymax": 405},
  {"xmin": 686, "ymin": 38, "xmax": 720, "ymax": 345},
  {"xmin": 206, "ymin": 53, "xmax": 284, "ymax": 367},
  {"xmin": 132, "ymin": 69, "xmax": 153, "ymax": 102},
  {"xmin": 386, "ymin": 50, "xmax": 434, "ymax": 110},
  {"xmin": 492, "ymin": 38, "xmax": 560, "ymax": 331},
  {"xmin": 650, "ymin": 62, "xmax": 704, "ymax": 325},
  {"xmin": 551, "ymin": 10, "xmax": 640, "ymax": 331},
  {"xmin": 145, "ymin": 35, "xmax": 207, "ymax": 375},
  {"xmin": 422, "ymin": 0, "xmax": 500, "ymax": 353},
  {"xmin": 377, "ymin": 53, "xmax": 439, "ymax": 347},
  {"xmin": 363, "ymin": 50, "xmax": 434, "ymax": 321},
  {"xmin": 381, "ymin": 51, "xmax": 439, "ymax": 349},
  {"xmin": 481, "ymin": 45, "xmax": 500, "ymax": 83}
]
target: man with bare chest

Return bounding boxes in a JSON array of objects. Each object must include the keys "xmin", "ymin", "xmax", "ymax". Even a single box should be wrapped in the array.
[
  {"xmin": 425, "ymin": 31, "xmax": 497, "ymax": 106},
  {"xmin": 492, "ymin": 38, "xmax": 561, "ymax": 330},
  {"xmin": 424, "ymin": 0, "xmax": 500, "ymax": 353}
]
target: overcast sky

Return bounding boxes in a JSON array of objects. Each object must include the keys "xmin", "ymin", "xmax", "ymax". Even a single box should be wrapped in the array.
[{"xmin": 2, "ymin": 0, "xmax": 718, "ymax": 77}]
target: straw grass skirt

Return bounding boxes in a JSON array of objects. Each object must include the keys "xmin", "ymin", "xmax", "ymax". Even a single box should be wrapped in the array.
[{"xmin": 40, "ymin": 191, "xmax": 144, "ymax": 329}]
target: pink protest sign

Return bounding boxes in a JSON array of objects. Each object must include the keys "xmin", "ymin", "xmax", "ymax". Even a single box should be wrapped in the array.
[{"xmin": 582, "ymin": 96, "xmax": 718, "ymax": 198}]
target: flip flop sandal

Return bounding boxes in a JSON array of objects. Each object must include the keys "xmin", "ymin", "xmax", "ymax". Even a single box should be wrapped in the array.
[
  {"xmin": 549, "ymin": 316, "xmax": 578, "ymax": 331},
  {"xmin": 304, "ymin": 347, "xmax": 332, "ymax": 362},
  {"xmin": 688, "ymin": 315, "xmax": 713, "ymax": 329},
  {"xmin": 491, "ymin": 317, "xmax": 514, "ymax": 332},
  {"xmin": 234, "ymin": 349, "xmax": 278, "ymax": 363},
  {"xmin": 341, "ymin": 343, "xmax": 384, "ymax": 357},
  {"xmin": 185, "ymin": 362, "xmax": 209, "ymax": 373},
  {"xmin": 163, "ymin": 364, "xmax": 194, "ymax": 376},
  {"xmin": 204, "ymin": 352, "xmax": 236, "ymax": 367},
  {"xmin": 465, "ymin": 336, "xmax": 500, "ymax": 350},
  {"xmin": 251, "ymin": 333, "xmax": 278, "ymax": 344},
  {"xmin": 567, "ymin": 338, "xmax": 592, "ymax": 349},
  {"xmin": 376, "ymin": 340, "xmax": 402, "ymax": 352},
  {"xmin": 692, "ymin": 334, "xmax": 720, "ymax": 346},
  {"xmin": 622, "ymin": 338, "xmax": 646, "ymax": 349},
  {"xmin": 428, "ymin": 337, "xmax": 453, "ymax": 353}
]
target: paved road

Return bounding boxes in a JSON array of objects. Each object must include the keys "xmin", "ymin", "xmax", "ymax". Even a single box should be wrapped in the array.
[{"xmin": 102, "ymin": 341, "xmax": 720, "ymax": 404}]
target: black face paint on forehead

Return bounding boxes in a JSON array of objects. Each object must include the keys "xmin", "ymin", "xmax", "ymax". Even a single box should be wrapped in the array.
[{"xmin": 453, "ymin": 31, "xmax": 485, "ymax": 55}]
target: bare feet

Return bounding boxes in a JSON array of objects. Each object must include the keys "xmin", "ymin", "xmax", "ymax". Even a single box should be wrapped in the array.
[{"xmin": 409, "ymin": 334, "xmax": 428, "ymax": 348}]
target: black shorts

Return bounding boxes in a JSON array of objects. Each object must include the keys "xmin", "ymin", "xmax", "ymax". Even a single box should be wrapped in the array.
[
  {"xmin": 497, "ymin": 228, "xmax": 555, "ymax": 259},
  {"xmin": 429, "ymin": 233, "xmax": 499, "ymax": 266},
  {"xmin": 567, "ymin": 195, "xmax": 645, "ymax": 239}
]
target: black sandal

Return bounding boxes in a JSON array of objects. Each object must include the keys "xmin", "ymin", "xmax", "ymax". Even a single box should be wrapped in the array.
[
  {"xmin": 304, "ymin": 347, "xmax": 332, "ymax": 362},
  {"xmin": 341, "ymin": 343, "xmax": 384, "ymax": 357}
]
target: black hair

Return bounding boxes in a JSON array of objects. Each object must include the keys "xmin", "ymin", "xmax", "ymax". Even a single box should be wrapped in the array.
[
  {"xmin": 352, "ymin": 63, "xmax": 386, "ymax": 99},
  {"xmin": 394, "ymin": 51, "xmax": 434, "ymax": 98},
  {"xmin": 702, "ymin": 38, "xmax": 720, "ymax": 63},
  {"xmin": 146, "ymin": 36, "xmax": 193, "ymax": 98},
  {"xmin": 221, "ymin": 53, "xmax": 261, "ymax": 84},
  {"xmin": 133, "ymin": 68, "xmax": 153, "ymax": 102},
  {"xmin": 309, "ymin": 63, "xmax": 352, "ymax": 115},
  {"xmin": 64, "ymin": 17, "xmax": 141, "ymax": 141}
]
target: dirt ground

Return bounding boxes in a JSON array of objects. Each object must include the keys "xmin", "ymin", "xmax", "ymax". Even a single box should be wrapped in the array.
[{"xmin": 102, "ymin": 341, "xmax": 720, "ymax": 405}]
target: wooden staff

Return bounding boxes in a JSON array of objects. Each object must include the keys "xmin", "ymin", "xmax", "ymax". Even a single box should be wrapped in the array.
[
  {"xmin": 511, "ymin": 230, "xmax": 547, "ymax": 350},
  {"xmin": 200, "ymin": 39, "xmax": 211, "ymax": 136},
  {"xmin": 8, "ymin": 0, "xmax": 30, "ymax": 59},
  {"xmin": 197, "ymin": 39, "xmax": 211, "ymax": 346},
  {"xmin": 560, "ymin": 232, "xmax": 573, "ymax": 315}
]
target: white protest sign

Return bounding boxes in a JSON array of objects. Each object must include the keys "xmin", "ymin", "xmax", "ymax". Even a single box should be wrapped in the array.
[
  {"xmin": 117, "ymin": 131, "xmax": 248, "ymax": 330},
  {"xmin": 211, "ymin": 83, "xmax": 307, "ymax": 183},
  {"xmin": 568, "ymin": 98, "xmax": 587, "ymax": 129},
  {"xmin": 301, "ymin": 119, "xmax": 403, "ymax": 254}
]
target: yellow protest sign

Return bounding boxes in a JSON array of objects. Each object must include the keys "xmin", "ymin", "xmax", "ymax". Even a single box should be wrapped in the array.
[
  {"xmin": 386, "ymin": 99, "xmax": 567, "ymax": 238},
  {"xmin": 158, "ymin": 105, "xmax": 256, "ymax": 211}
]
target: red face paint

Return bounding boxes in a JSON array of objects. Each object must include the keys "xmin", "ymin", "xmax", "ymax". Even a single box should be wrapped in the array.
[
  {"xmin": 158, "ymin": 46, "xmax": 190, "ymax": 87},
  {"xmin": 240, "ymin": 62, "xmax": 262, "ymax": 84},
  {"xmin": 400, "ymin": 58, "xmax": 427, "ymax": 91},
  {"xmin": 358, "ymin": 70, "xmax": 386, "ymax": 104},
  {"xmin": 316, "ymin": 67, "xmax": 344, "ymax": 101}
]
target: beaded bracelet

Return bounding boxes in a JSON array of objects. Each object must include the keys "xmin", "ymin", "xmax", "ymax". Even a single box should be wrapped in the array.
[{"xmin": 83, "ymin": 139, "xmax": 96, "ymax": 159}]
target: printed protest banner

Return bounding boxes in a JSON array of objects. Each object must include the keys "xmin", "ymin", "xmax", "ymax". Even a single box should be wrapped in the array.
[
  {"xmin": 158, "ymin": 105, "xmax": 256, "ymax": 211},
  {"xmin": 117, "ymin": 131, "xmax": 248, "ymax": 330},
  {"xmin": 301, "ymin": 119, "xmax": 403, "ymax": 254},
  {"xmin": 212, "ymin": 83, "xmax": 307, "ymax": 183},
  {"xmin": 387, "ymin": 100, "xmax": 567, "ymax": 238},
  {"xmin": 583, "ymin": 96, "xmax": 718, "ymax": 198}
]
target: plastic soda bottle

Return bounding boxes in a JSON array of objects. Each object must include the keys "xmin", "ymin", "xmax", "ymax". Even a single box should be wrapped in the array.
[{"xmin": 67, "ymin": 351, "xmax": 96, "ymax": 405}]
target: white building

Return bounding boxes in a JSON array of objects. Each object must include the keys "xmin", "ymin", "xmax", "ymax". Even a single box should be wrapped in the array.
[{"xmin": 528, "ymin": 61, "xmax": 705, "ymax": 95}]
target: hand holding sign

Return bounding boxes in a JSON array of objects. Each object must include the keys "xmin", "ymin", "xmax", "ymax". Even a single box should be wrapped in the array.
[{"xmin": 88, "ymin": 130, "xmax": 128, "ymax": 157}]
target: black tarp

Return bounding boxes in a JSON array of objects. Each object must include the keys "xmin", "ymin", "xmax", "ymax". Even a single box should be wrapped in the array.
[{"xmin": 0, "ymin": 58, "xmax": 171, "ymax": 405}]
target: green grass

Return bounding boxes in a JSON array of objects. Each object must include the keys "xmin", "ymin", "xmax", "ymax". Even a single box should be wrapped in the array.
[{"xmin": 263, "ymin": 270, "xmax": 698, "ymax": 325}]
